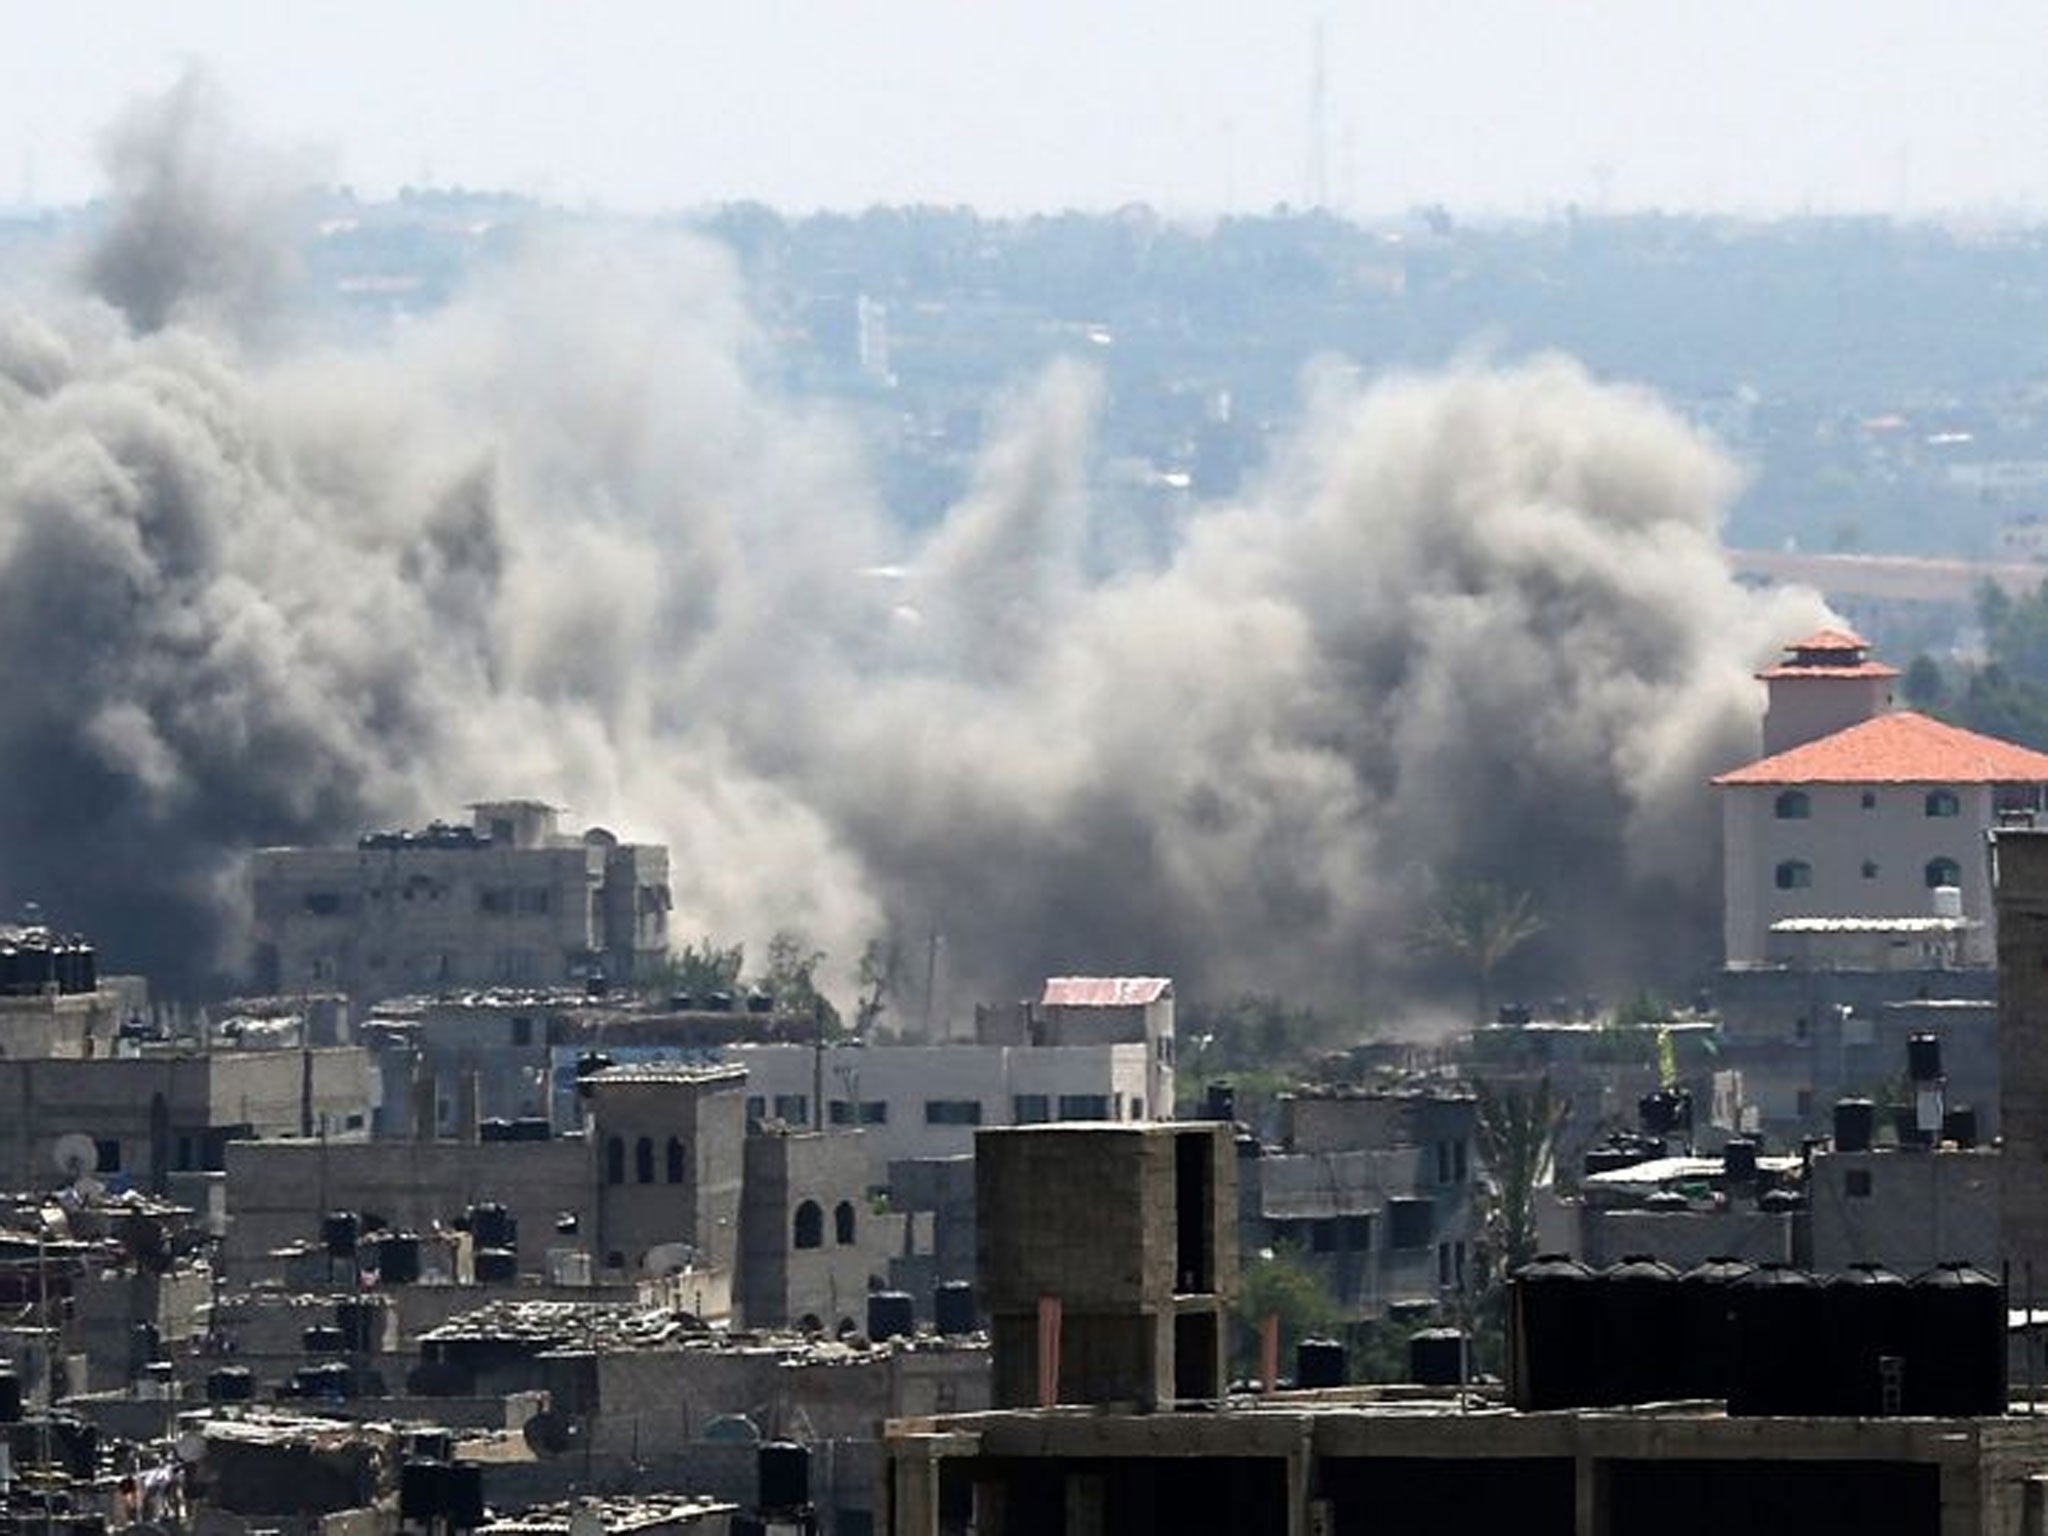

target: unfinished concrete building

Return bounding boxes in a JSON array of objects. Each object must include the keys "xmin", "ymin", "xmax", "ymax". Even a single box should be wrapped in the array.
[{"xmin": 976, "ymin": 1122, "xmax": 1234, "ymax": 1411}]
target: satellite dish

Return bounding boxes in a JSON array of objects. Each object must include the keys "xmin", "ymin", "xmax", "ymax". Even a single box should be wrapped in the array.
[
  {"xmin": 174, "ymin": 1431, "xmax": 207, "ymax": 1465},
  {"xmin": 51, "ymin": 1133, "xmax": 98, "ymax": 1183}
]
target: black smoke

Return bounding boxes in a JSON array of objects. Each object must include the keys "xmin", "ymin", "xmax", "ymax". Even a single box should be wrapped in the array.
[{"xmin": 0, "ymin": 79, "xmax": 1826, "ymax": 1007}]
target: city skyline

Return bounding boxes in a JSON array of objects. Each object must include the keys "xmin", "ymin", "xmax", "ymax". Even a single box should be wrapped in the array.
[{"xmin": 7, "ymin": 1, "xmax": 2048, "ymax": 219}]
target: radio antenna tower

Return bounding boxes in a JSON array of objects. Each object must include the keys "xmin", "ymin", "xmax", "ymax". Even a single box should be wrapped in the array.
[{"xmin": 1307, "ymin": 18, "xmax": 1330, "ymax": 210}]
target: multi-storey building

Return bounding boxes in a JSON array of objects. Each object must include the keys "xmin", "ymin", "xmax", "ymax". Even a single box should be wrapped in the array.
[{"xmin": 248, "ymin": 799, "xmax": 670, "ymax": 1004}]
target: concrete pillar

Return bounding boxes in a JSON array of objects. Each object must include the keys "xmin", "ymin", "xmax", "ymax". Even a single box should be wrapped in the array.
[
  {"xmin": 1574, "ymin": 1455, "xmax": 1610, "ymax": 1536},
  {"xmin": 891, "ymin": 1443, "xmax": 941, "ymax": 1536},
  {"xmin": 1064, "ymin": 1472, "xmax": 1105, "ymax": 1536}
]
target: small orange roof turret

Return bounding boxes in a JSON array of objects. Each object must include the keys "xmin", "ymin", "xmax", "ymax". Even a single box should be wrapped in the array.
[{"xmin": 1757, "ymin": 627, "xmax": 1900, "ymax": 681}]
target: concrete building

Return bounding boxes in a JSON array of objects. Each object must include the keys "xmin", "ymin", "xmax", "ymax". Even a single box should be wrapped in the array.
[
  {"xmin": 1713, "ymin": 972, "xmax": 1997, "ymax": 1145},
  {"xmin": 221, "ymin": 1135, "xmax": 593, "ymax": 1272},
  {"xmin": 726, "ymin": 1038, "xmax": 1153, "ymax": 1176},
  {"xmin": 249, "ymin": 799, "xmax": 671, "ymax": 1003},
  {"xmin": 1808, "ymin": 1145, "xmax": 2000, "ymax": 1274},
  {"xmin": 585, "ymin": 1063, "xmax": 746, "ymax": 1279},
  {"xmin": 1715, "ymin": 630, "xmax": 2048, "ymax": 969},
  {"xmin": 1028, "ymin": 976, "xmax": 1175, "ymax": 1126},
  {"xmin": 977, "ymin": 1122, "xmax": 1235, "ymax": 1411},
  {"xmin": 0, "ymin": 1046, "xmax": 374, "ymax": 1193},
  {"xmin": 1996, "ymin": 823, "xmax": 2048, "ymax": 1284},
  {"xmin": 1241, "ymin": 1088, "xmax": 1478, "ymax": 1317},
  {"xmin": 883, "ymin": 1397, "xmax": 2048, "ymax": 1535},
  {"xmin": 737, "ymin": 1127, "xmax": 886, "ymax": 1333}
]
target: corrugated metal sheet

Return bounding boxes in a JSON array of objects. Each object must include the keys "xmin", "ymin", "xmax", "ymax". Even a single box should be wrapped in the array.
[{"xmin": 1040, "ymin": 976, "xmax": 1171, "ymax": 1007}]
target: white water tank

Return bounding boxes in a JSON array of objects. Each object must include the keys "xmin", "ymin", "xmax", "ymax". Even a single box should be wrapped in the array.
[{"xmin": 1932, "ymin": 884, "xmax": 1964, "ymax": 919}]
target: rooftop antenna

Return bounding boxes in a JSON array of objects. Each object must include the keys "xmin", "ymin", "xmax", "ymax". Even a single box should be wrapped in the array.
[{"xmin": 1307, "ymin": 17, "xmax": 1330, "ymax": 210}]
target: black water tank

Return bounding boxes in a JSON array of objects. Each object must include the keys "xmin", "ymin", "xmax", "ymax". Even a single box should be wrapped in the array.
[
  {"xmin": 474, "ymin": 1247, "xmax": 517, "ymax": 1284},
  {"xmin": 1296, "ymin": 1336, "xmax": 1346, "ymax": 1389},
  {"xmin": 377, "ymin": 1233, "xmax": 422, "ymax": 1285},
  {"xmin": 0, "ymin": 1370, "xmax": 20, "ymax": 1423},
  {"xmin": 336, "ymin": 1299, "xmax": 384, "ymax": 1354},
  {"xmin": 1907, "ymin": 1262, "xmax": 2006, "ymax": 1416},
  {"xmin": 302, "ymin": 1324, "xmax": 346, "ymax": 1354},
  {"xmin": 1833, "ymin": 1098, "xmax": 1875, "ymax": 1153},
  {"xmin": 759, "ymin": 1440, "xmax": 811, "ymax": 1511},
  {"xmin": 1907, "ymin": 1033, "xmax": 1943, "ymax": 1083},
  {"xmin": 541, "ymin": 1350, "xmax": 599, "ymax": 1418},
  {"xmin": 512, "ymin": 1117, "xmax": 552, "ymax": 1142},
  {"xmin": 321, "ymin": 1211, "xmax": 359, "ymax": 1257},
  {"xmin": 468, "ymin": 1203, "xmax": 516, "ymax": 1249},
  {"xmin": 441, "ymin": 1463, "xmax": 484, "ymax": 1530},
  {"xmin": 205, "ymin": 1366, "xmax": 254, "ymax": 1403},
  {"xmin": 1638, "ymin": 1089, "xmax": 1690, "ymax": 1136},
  {"xmin": 1729, "ymin": 1264, "xmax": 1828, "ymax": 1415},
  {"xmin": 1510, "ymin": 1254, "xmax": 1599, "ymax": 1409},
  {"xmin": 478, "ymin": 1119, "xmax": 515, "ymax": 1143},
  {"xmin": 1827, "ymin": 1263, "xmax": 1911, "ymax": 1416},
  {"xmin": 51, "ymin": 1415, "xmax": 97, "ymax": 1478},
  {"xmin": 295, "ymin": 1361, "xmax": 352, "ymax": 1400},
  {"xmin": 400, "ymin": 1462, "xmax": 444, "ymax": 1523},
  {"xmin": 1722, "ymin": 1138, "xmax": 1760, "ymax": 1186},
  {"xmin": 1943, "ymin": 1105, "xmax": 1979, "ymax": 1148},
  {"xmin": 933, "ymin": 1281, "xmax": 976, "ymax": 1336},
  {"xmin": 867, "ymin": 1291, "xmax": 915, "ymax": 1342},
  {"xmin": 1202, "ymin": 1081, "xmax": 1237, "ymax": 1122},
  {"xmin": 1682, "ymin": 1257, "xmax": 1762, "ymax": 1403},
  {"xmin": 1408, "ymin": 1328, "xmax": 1466, "ymax": 1386},
  {"xmin": 1600, "ymin": 1256, "xmax": 1681, "ymax": 1405},
  {"xmin": 1759, "ymin": 1187, "xmax": 1805, "ymax": 1212}
]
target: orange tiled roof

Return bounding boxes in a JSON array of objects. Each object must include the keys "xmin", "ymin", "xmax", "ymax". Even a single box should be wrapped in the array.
[
  {"xmin": 1788, "ymin": 626, "xmax": 1871, "ymax": 651},
  {"xmin": 1714, "ymin": 710, "xmax": 2048, "ymax": 786},
  {"xmin": 1755, "ymin": 660, "xmax": 1899, "ymax": 680},
  {"xmin": 1755, "ymin": 626, "xmax": 1899, "ymax": 680}
]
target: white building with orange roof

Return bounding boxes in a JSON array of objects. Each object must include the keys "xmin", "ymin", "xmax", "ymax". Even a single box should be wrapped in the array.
[{"xmin": 1714, "ymin": 629, "xmax": 2048, "ymax": 970}]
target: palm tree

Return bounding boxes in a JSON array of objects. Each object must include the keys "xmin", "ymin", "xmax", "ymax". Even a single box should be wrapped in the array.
[{"xmin": 1409, "ymin": 881, "xmax": 1545, "ymax": 1025}]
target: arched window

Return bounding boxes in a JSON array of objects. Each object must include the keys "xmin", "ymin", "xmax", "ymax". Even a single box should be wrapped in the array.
[
  {"xmin": 1926, "ymin": 857, "xmax": 1963, "ymax": 888},
  {"xmin": 604, "ymin": 1136, "xmax": 625, "ymax": 1186},
  {"xmin": 794, "ymin": 1200, "xmax": 823, "ymax": 1250},
  {"xmin": 634, "ymin": 1136, "xmax": 654, "ymax": 1184},
  {"xmin": 834, "ymin": 1200, "xmax": 857, "ymax": 1245},
  {"xmin": 1774, "ymin": 790, "xmax": 1811, "ymax": 820},
  {"xmin": 666, "ymin": 1137, "xmax": 686, "ymax": 1184},
  {"xmin": 1775, "ymin": 860, "xmax": 1812, "ymax": 890},
  {"xmin": 1925, "ymin": 789, "xmax": 1961, "ymax": 818}
]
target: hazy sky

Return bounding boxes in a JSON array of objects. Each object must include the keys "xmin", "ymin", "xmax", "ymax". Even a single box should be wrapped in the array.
[{"xmin": 6, "ymin": 1, "xmax": 2047, "ymax": 217}]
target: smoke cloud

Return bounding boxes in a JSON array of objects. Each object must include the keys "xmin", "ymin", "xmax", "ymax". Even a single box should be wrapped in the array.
[{"xmin": 0, "ymin": 79, "xmax": 1826, "ymax": 1009}]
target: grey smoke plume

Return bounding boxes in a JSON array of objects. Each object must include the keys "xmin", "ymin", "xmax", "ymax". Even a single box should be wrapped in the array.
[{"xmin": 0, "ymin": 79, "xmax": 1826, "ymax": 1006}]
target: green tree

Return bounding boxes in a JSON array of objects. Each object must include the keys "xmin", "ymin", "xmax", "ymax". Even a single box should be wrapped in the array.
[
  {"xmin": 758, "ymin": 929, "xmax": 840, "ymax": 1030},
  {"xmin": 1409, "ymin": 882, "xmax": 1546, "ymax": 1025},
  {"xmin": 1234, "ymin": 1244, "xmax": 1343, "ymax": 1380},
  {"xmin": 1902, "ymin": 653, "xmax": 1945, "ymax": 710},
  {"xmin": 854, "ymin": 936, "xmax": 906, "ymax": 1035},
  {"xmin": 648, "ymin": 937, "xmax": 744, "ymax": 1002}
]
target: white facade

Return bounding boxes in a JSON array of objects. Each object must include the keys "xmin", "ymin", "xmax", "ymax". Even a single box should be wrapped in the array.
[
  {"xmin": 723, "ymin": 1040, "xmax": 1153, "ymax": 1173},
  {"xmin": 1721, "ymin": 781, "xmax": 1993, "ymax": 967}
]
